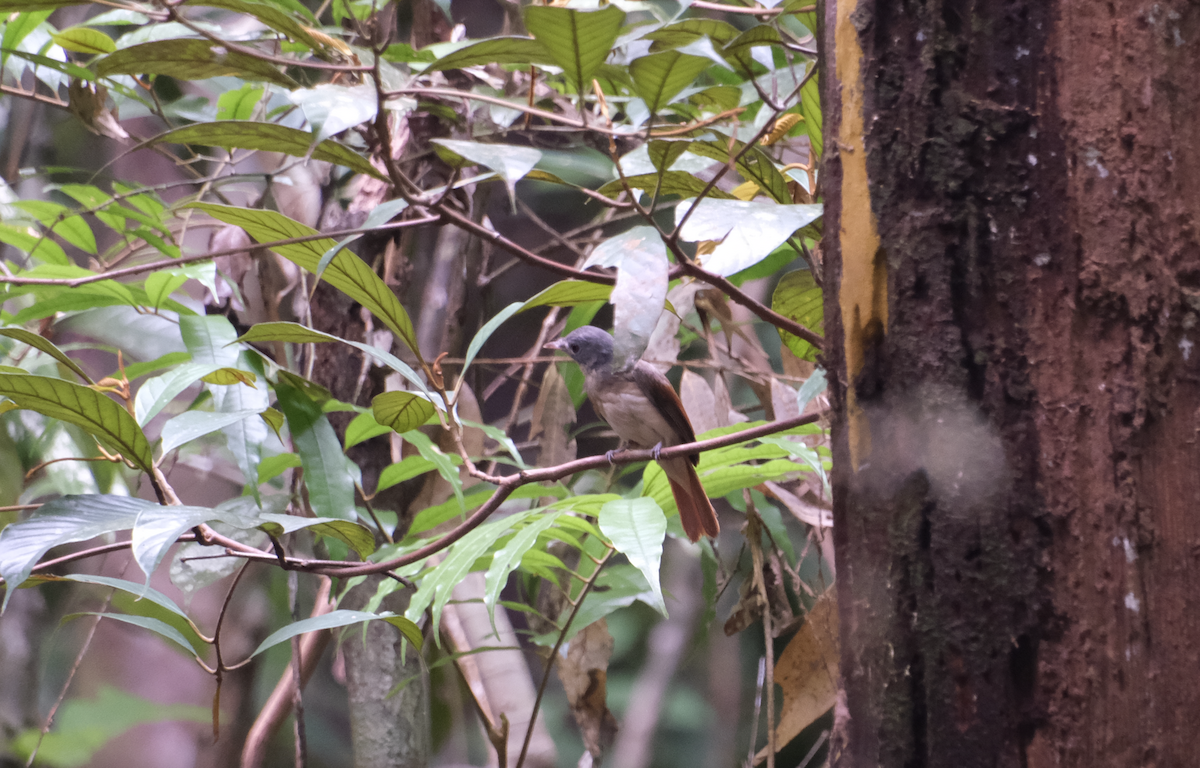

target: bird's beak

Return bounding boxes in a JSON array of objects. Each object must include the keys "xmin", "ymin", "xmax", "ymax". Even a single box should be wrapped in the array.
[{"xmin": 544, "ymin": 339, "xmax": 566, "ymax": 352}]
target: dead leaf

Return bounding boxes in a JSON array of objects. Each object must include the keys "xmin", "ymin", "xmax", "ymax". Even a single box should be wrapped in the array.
[
  {"xmin": 680, "ymin": 369, "xmax": 720, "ymax": 436},
  {"xmin": 556, "ymin": 620, "xmax": 618, "ymax": 760},
  {"xmin": 67, "ymin": 80, "xmax": 128, "ymax": 141},
  {"xmin": 755, "ymin": 595, "xmax": 839, "ymax": 764},
  {"xmin": 530, "ymin": 362, "xmax": 576, "ymax": 467}
]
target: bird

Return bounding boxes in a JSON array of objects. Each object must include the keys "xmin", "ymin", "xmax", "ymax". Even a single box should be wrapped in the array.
[{"xmin": 544, "ymin": 326, "xmax": 719, "ymax": 542}]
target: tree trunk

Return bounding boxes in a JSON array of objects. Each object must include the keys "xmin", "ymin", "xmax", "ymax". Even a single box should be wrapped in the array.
[{"xmin": 822, "ymin": 1, "xmax": 1200, "ymax": 767}]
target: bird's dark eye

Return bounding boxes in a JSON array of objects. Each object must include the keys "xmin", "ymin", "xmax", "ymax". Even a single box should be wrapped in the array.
[{"xmin": 569, "ymin": 343, "xmax": 579, "ymax": 353}]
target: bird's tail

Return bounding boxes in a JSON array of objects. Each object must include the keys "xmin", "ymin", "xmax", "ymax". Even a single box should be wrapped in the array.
[{"xmin": 665, "ymin": 459, "xmax": 719, "ymax": 542}]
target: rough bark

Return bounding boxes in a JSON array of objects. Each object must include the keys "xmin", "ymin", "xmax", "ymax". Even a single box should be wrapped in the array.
[{"xmin": 823, "ymin": 1, "xmax": 1200, "ymax": 767}]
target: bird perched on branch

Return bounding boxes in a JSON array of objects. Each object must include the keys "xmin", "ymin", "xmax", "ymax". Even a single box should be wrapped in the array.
[{"xmin": 545, "ymin": 326, "xmax": 719, "ymax": 542}]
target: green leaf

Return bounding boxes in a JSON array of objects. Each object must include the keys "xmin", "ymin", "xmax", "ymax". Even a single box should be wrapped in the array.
[
  {"xmin": 120, "ymin": 352, "xmax": 191, "ymax": 382},
  {"xmin": 289, "ymin": 83, "xmax": 379, "ymax": 142},
  {"xmin": 60, "ymin": 573, "xmax": 188, "ymax": 619},
  {"xmin": 426, "ymin": 36, "xmax": 554, "ymax": 71},
  {"xmin": 375, "ymin": 455, "xmax": 438, "ymax": 493},
  {"xmin": 216, "ymin": 84, "xmax": 265, "ymax": 120},
  {"xmin": 252, "ymin": 610, "xmax": 423, "ymax": 657},
  {"xmin": 402, "ymin": 429, "xmax": 464, "ymax": 521},
  {"xmin": 158, "ymin": 122, "xmax": 383, "ymax": 180},
  {"xmin": 0, "ymin": 0, "xmax": 83, "ymax": 13},
  {"xmin": 461, "ymin": 302, "xmax": 522, "ymax": 377},
  {"xmin": 193, "ymin": 0, "xmax": 321, "ymax": 47},
  {"xmin": 13, "ymin": 200, "xmax": 97, "ymax": 254},
  {"xmin": 520, "ymin": 280, "xmax": 613, "ymax": 311},
  {"xmin": 133, "ymin": 362, "xmax": 221, "ymax": 426},
  {"xmin": 523, "ymin": 4, "xmax": 625, "ymax": 95},
  {"xmin": 189, "ymin": 205, "xmax": 419, "ymax": 356},
  {"xmin": 255, "ymin": 512, "xmax": 377, "ymax": 559},
  {"xmin": 598, "ymin": 498, "xmax": 667, "ymax": 616},
  {"xmin": 432, "ymin": 140, "xmax": 541, "ymax": 201},
  {"xmin": 406, "ymin": 512, "xmax": 538, "ymax": 636},
  {"xmin": 0, "ymin": 222, "xmax": 68, "ymax": 266},
  {"xmin": 0, "ymin": 374, "xmax": 153, "ymax": 472},
  {"xmin": 258, "ymin": 451, "xmax": 301, "ymax": 483},
  {"xmin": 0, "ymin": 495, "xmax": 149, "ymax": 608},
  {"xmin": 275, "ymin": 383, "xmax": 356, "ymax": 520},
  {"xmin": 0, "ymin": 326, "xmax": 93, "ymax": 383},
  {"xmin": 581, "ymin": 227, "xmax": 668, "ymax": 367},
  {"xmin": 143, "ymin": 272, "xmax": 188, "ymax": 309},
  {"xmin": 644, "ymin": 18, "xmax": 740, "ymax": 50},
  {"xmin": 344, "ymin": 410, "xmax": 390, "ymax": 449},
  {"xmin": 236, "ymin": 321, "xmax": 430, "ymax": 397},
  {"xmin": 800, "ymin": 69, "xmax": 822, "ymax": 158},
  {"xmin": 50, "ymin": 25, "xmax": 115, "ymax": 54},
  {"xmin": 630, "ymin": 50, "xmax": 711, "ymax": 114},
  {"xmin": 687, "ymin": 134, "xmax": 792, "ymax": 204},
  {"xmin": 97, "ymin": 39, "xmax": 298, "ymax": 88},
  {"xmin": 772, "ymin": 269, "xmax": 823, "ymax": 361},
  {"xmin": 159, "ymin": 408, "xmax": 263, "ymax": 455},
  {"xmin": 677, "ymin": 199, "xmax": 822, "ymax": 276},
  {"xmin": 371, "ymin": 391, "xmax": 436, "ymax": 434},
  {"xmin": 484, "ymin": 513, "xmax": 560, "ymax": 619},
  {"xmin": 74, "ymin": 612, "xmax": 199, "ymax": 655},
  {"xmin": 596, "ymin": 171, "xmax": 735, "ymax": 200}
]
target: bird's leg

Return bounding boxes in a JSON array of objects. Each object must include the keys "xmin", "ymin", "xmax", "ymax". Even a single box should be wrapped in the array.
[
  {"xmin": 650, "ymin": 441, "xmax": 664, "ymax": 461},
  {"xmin": 605, "ymin": 440, "xmax": 630, "ymax": 464}
]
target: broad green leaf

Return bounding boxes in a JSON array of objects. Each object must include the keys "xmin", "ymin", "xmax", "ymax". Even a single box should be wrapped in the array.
[
  {"xmin": 12, "ymin": 200, "xmax": 97, "ymax": 254},
  {"xmin": 484, "ymin": 513, "xmax": 560, "ymax": 619},
  {"xmin": 257, "ymin": 451, "xmax": 301, "ymax": 483},
  {"xmin": 772, "ymin": 269, "xmax": 823, "ymax": 361},
  {"xmin": 0, "ymin": 326, "xmax": 93, "ymax": 383},
  {"xmin": 200, "ymin": 367, "xmax": 256, "ymax": 386},
  {"xmin": 596, "ymin": 171, "xmax": 735, "ymax": 200},
  {"xmin": 193, "ymin": 0, "xmax": 321, "ymax": 47},
  {"xmin": 0, "ymin": 222, "xmax": 68, "ymax": 265},
  {"xmin": 159, "ymin": 408, "xmax": 263, "ymax": 455},
  {"xmin": 403, "ymin": 429, "xmax": 464, "ymax": 519},
  {"xmin": 371, "ymin": 391, "xmax": 436, "ymax": 434},
  {"xmin": 644, "ymin": 18, "xmax": 740, "ymax": 50},
  {"xmin": 290, "ymin": 83, "xmax": 379, "ymax": 141},
  {"xmin": 188, "ymin": 205, "xmax": 418, "ymax": 355},
  {"xmin": 800, "ymin": 69, "xmax": 822, "ymax": 158},
  {"xmin": 156, "ymin": 122, "xmax": 383, "ymax": 180},
  {"xmin": 426, "ymin": 36, "xmax": 554, "ymax": 71},
  {"xmin": 0, "ymin": 495, "xmax": 152, "ymax": 608},
  {"xmin": 582, "ymin": 227, "xmax": 668, "ymax": 367},
  {"xmin": 76, "ymin": 612, "xmax": 198, "ymax": 655},
  {"xmin": 687, "ymin": 134, "xmax": 792, "ymax": 204},
  {"xmin": 630, "ymin": 50, "xmax": 711, "ymax": 114},
  {"xmin": 646, "ymin": 140, "xmax": 692, "ymax": 174},
  {"xmin": 235, "ymin": 321, "xmax": 430, "ymax": 397},
  {"xmin": 344, "ymin": 410, "xmax": 390, "ymax": 449},
  {"xmin": 275, "ymin": 383, "xmax": 355, "ymax": 520},
  {"xmin": 216, "ymin": 84, "xmax": 264, "ymax": 120},
  {"xmin": 376, "ymin": 455, "xmax": 440, "ymax": 493},
  {"xmin": 255, "ymin": 512, "xmax": 377, "ymax": 558},
  {"xmin": 676, "ymin": 199, "xmax": 822, "ymax": 276},
  {"xmin": 0, "ymin": 374, "xmax": 152, "ymax": 472},
  {"xmin": 50, "ymin": 25, "xmax": 115, "ymax": 54},
  {"xmin": 598, "ymin": 498, "xmax": 667, "ymax": 616},
  {"xmin": 134, "ymin": 363, "xmax": 221, "ymax": 426},
  {"xmin": 141, "ymin": 274, "xmax": 186, "ymax": 312},
  {"xmin": 461, "ymin": 302, "xmax": 522, "ymax": 376},
  {"xmin": 0, "ymin": 0, "xmax": 79, "ymax": 13},
  {"xmin": 60, "ymin": 573, "xmax": 188, "ymax": 619},
  {"xmin": 723, "ymin": 24, "xmax": 781, "ymax": 53},
  {"xmin": 180, "ymin": 314, "xmax": 240, "ymax": 366},
  {"xmin": 252, "ymin": 610, "xmax": 423, "ymax": 657},
  {"xmin": 113, "ymin": 352, "xmax": 191, "ymax": 383},
  {"xmin": 314, "ymin": 197, "xmax": 409, "ymax": 282},
  {"xmin": 97, "ymin": 39, "xmax": 298, "ymax": 87},
  {"xmin": 547, "ymin": 565, "xmax": 657, "ymax": 643},
  {"xmin": 524, "ymin": 4, "xmax": 625, "ymax": 94},
  {"xmin": 432, "ymin": 140, "xmax": 541, "ymax": 200},
  {"xmin": 520, "ymin": 280, "xmax": 613, "ymax": 311}
]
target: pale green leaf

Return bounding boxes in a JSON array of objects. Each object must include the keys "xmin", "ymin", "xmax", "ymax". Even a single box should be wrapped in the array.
[
  {"xmin": 97, "ymin": 39, "xmax": 298, "ymax": 87},
  {"xmin": 677, "ymin": 199, "xmax": 823, "ymax": 276},
  {"xmin": 371, "ymin": 391, "xmax": 436, "ymax": 434},
  {"xmin": 0, "ymin": 374, "xmax": 153, "ymax": 472},
  {"xmin": 772, "ymin": 269, "xmax": 823, "ymax": 361},
  {"xmin": 598, "ymin": 498, "xmax": 667, "ymax": 616},
  {"xmin": 524, "ymin": 4, "xmax": 625, "ymax": 94},
  {"xmin": 157, "ymin": 122, "xmax": 383, "ymax": 180},
  {"xmin": 275, "ymin": 382, "xmax": 356, "ymax": 520},
  {"xmin": 0, "ymin": 326, "xmax": 93, "ymax": 383},
  {"xmin": 252, "ymin": 610, "xmax": 422, "ymax": 657}
]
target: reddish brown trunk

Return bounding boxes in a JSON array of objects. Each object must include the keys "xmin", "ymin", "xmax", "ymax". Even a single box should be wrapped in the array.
[{"xmin": 823, "ymin": 2, "xmax": 1200, "ymax": 767}]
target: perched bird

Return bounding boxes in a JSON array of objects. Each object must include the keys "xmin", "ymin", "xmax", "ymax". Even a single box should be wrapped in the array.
[{"xmin": 545, "ymin": 326, "xmax": 719, "ymax": 542}]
